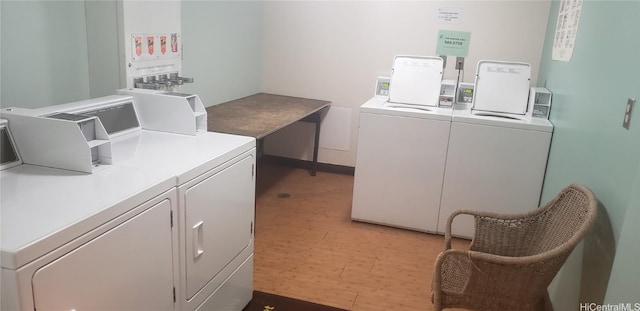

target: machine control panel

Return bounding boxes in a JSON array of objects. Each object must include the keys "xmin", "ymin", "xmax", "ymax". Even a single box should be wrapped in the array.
[
  {"xmin": 457, "ymin": 83, "xmax": 474, "ymax": 104},
  {"xmin": 375, "ymin": 76, "xmax": 390, "ymax": 97}
]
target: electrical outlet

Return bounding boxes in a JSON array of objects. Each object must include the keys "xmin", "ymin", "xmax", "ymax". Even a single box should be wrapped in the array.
[
  {"xmin": 623, "ymin": 98, "xmax": 635, "ymax": 129},
  {"xmin": 455, "ymin": 57, "xmax": 464, "ymax": 70}
]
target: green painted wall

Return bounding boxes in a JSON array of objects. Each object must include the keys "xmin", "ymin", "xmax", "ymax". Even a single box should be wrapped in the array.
[
  {"xmin": 181, "ymin": 1, "xmax": 264, "ymax": 107},
  {"xmin": 1, "ymin": 1, "xmax": 264, "ymax": 109},
  {"xmin": 537, "ymin": 0, "xmax": 640, "ymax": 308},
  {"xmin": 604, "ymin": 159, "xmax": 640, "ymax": 303},
  {"xmin": 1, "ymin": 1, "xmax": 91, "ymax": 108}
]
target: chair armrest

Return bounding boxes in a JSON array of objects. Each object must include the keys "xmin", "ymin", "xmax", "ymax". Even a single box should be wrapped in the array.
[
  {"xmin": 433, "ymin": 249, "xmax": 529, "ymax": 301},
  {"xmin": 433, "ymin": 248, "xmax": 560, "ymax": 308},
  {"xmin": 432, "ymin": 249, "xmax": 471, "ymax": 309},
  {"xmin": 445, "ymin": 208, "xmax": 547, "ymax": 253},
  {"xmin": 444, "ymin": 210, "xmax": 481, "ymax": 250}
]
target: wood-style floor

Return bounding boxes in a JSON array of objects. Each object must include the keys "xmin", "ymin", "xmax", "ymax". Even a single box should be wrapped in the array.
[{"xmin": 253, "ymin": 163, "xmax": 470, "ymax": 311}]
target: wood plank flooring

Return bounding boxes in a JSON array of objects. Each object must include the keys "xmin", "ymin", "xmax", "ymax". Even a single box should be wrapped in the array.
[{"xmin": 253, "ymin": 163, "xmax": 470, "ymax": 311}]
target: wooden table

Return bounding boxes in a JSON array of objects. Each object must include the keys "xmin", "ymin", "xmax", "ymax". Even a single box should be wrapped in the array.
[{"xmin": 206, "ymin": 93, "xmax": 331, "ymax": 176}]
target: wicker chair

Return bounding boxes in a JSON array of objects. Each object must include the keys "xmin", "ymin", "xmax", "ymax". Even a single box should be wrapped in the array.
[{"xmin": 431, "ymin": 184, "xmax": 598, "ymax": 311}]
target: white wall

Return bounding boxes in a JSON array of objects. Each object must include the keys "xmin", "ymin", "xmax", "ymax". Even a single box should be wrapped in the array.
[
  {"xmin": 1, "ymin": 1, "xmax": 91, "ymax": 108},
  {"xmin": 261, "ymin": 1, "xmax": 551, "ymax": 167},
  {"xmin": 181, "ymin": 1, "xmax": 264, "ymax": 106}
]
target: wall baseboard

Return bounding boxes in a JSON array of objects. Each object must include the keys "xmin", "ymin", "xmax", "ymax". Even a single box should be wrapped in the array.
[{"xmin": 260, "ymin": 155, "xmax": 355, "ymax": 176}]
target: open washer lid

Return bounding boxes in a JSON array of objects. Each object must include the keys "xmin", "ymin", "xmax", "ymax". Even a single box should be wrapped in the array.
[
  {"xmin": 472, "ymin": 60, "xmax": 531, "ymax": 115},
  {"xmin": 388, "ymin": 55, "xmax": 443, "ymax": 107}
]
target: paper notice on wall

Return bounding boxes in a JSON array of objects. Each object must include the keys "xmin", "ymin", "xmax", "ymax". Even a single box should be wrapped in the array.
[
  {"xmin": 552, "ymin": 0, "xmax": 583, "ymax": 61},
  {"xmin": 131, "ymin": 33, "xmax": 181, "ymax": 62},
  {"xmin": 438, "ymin": 8, "xmax": 462, "ymax": 24},
  {"xmin": 436, "ymin": 30, "xmax": 471, "ymax": 57}
]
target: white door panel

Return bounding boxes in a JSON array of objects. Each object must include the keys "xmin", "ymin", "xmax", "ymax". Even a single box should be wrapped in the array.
[
  {"xmin": 352, "ymin": 112, "xmax": 450, "ymax": 232},
  {"xmin": 184, "ymin": 155, "xmax": 255, "ymax": 299},
  {"xmin": 32, "ymin": 199, "xmax": 175, "ymax": 311},
  {"xmin": 439, "ymin": 122, "xmax": 551, "ymax": 238}
]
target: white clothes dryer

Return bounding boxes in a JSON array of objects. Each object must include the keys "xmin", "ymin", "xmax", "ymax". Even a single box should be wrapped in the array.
[
  {"xmin": 1, "ymin": 93, "xmax": 257, "ymax": 311},
  {"xmin": 55, "ymin": 95, "xmax": 257, "ymax": 311},
  {"xmin": 110, "ymin": 128, "xmax": 256, "ymax": 311},
  {"xmin": 0, "ymin": 118, "xmax": 178, "ymax": 311}
]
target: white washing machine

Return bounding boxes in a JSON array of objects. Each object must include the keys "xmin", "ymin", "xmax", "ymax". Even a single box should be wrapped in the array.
[
  {"xmin": 438, "ymin": 61, "xmax": 554, "ymax": 238},
  {"xmin": 352, "ymin": 55, "xmax": 451, "ymax": 233},
  {"xmin": 0, "ymin": 119, "xmax": 179, "ymax": 311},
  {"xmin": 1, "ymin": 94, "xmax": 257, "ymax": 311}
]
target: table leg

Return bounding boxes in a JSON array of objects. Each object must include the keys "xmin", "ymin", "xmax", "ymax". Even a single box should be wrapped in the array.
[
  {"xmin": 256, "ymin": 138, "xmax": 264, "ymax": 159},
  {"xmin": 311, "ymin": 112, "xmax": 321, "ymax": 176},
  {"xmin": 301, "ymin": 112, "xmax": 322, "ymax": 176}
]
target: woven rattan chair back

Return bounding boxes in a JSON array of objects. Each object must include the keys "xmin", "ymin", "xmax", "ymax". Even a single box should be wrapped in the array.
[{"xmin": 431, "ymin": 184, "xmax": 598, "ymax": 311}]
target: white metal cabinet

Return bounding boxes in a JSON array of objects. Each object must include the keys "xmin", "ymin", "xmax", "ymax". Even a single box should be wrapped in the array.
[
  {"xmin": 438, "ymin": 121, "xmax": 552, "ymax": 238},
  {"xmin": 352, "ymin": 112, "xmax": 450, "ymax": 232},
  {"xmin": 181, "ymin": 152, "xmax": 255, "ymax": 302}
]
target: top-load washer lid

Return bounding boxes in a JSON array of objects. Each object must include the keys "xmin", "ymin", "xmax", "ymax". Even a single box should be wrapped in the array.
[
  {"xmin": 472, "ymin": 60, "xmax": 531, "ymax": 115},
  {"xmin": 388, "ymin": 55, "xmax": 443, "ymax": 107}
]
